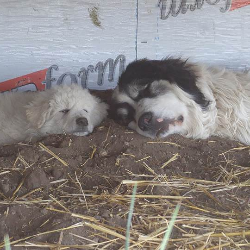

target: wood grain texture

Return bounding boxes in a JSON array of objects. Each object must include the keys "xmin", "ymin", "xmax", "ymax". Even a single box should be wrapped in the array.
[{"xmin": 0, "ymin": 0, "xmax": 250, "ymax": 89}]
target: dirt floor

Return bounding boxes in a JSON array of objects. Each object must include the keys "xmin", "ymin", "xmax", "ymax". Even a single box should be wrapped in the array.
[{"xmin": 0, "ymin": 92, "xmax": 250, "ymax": 249}]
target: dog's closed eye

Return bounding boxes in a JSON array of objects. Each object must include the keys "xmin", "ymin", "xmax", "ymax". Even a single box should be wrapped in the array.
[
  {"xmin": 83, "ymin": 109, "xmax": 88, "ymax": 113},
  {"xmin": 60, "ymin": 109, "xmax": 70, "ymax": 114}
]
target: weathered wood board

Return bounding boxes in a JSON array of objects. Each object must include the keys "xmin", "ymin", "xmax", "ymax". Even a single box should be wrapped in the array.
[{"xmin": 0, "ymin": 0, "xmax": 250, "ymax": 90}]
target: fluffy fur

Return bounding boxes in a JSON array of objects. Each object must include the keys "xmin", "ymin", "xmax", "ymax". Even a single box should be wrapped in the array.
[
  {"xmin": 0, "ymin": 84, "xmax": 108, "ymax": 145},
  {"xmin": 111, "ymin": 58, "xmax": 250, "ymax": 145}
]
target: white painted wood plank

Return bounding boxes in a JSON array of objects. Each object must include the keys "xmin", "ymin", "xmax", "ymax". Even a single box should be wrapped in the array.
[
  {"xmin": 138, "ymin": 1, "xmax": 250, "ymax": 71},
  {"xmin": 0, "ymin": 0, "xmax": 137, "ymax": 89},
  {"xmin": 1, "ymin": 0, "xmax": 250, "ymax": 91}
]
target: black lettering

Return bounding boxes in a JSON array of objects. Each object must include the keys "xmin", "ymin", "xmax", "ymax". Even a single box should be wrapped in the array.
[
  {"xmin": 206, "ymin": 0, "xmax": 220, "ymax": 4},
  {"xmin": 78, "ymin": 65, "xmax": 94, "ymax": 89},
  {"xmin": 45, "ymin": 65, "xmax": 58, "ymax": 89},
  {"xmin": 181, "ymin": 0, "xmax": 189, "ymax": 14},
  {"xmin": 220, "ymin": 0, "xmax": 231, "ymax": 13},
  {"xmin": 171, "ymin": 0, "xmax": 182, "ymax": 17},
  {"xmin": 57, "ymin": 73, "xmax": 78, "ymax": 86},
  {"xmin": 95, "ymin": 55, "xmax": 126, "ymax": 86},
  {"xmin": 190, "ymin": 0, "xmax": 204, "ymax": 11},
  {"xmin": 159, "ymin": 0, "xmax": 172, "ymax": 20}
]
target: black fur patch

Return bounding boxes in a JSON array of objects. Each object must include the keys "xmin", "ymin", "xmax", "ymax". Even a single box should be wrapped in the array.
[
  {"xmin": 109, "ymin": 102, "xmax": 135, "ymax": 125},
  {"xmin": 118, "ymin": 58, "xmax": 210, "ymax": 109}
]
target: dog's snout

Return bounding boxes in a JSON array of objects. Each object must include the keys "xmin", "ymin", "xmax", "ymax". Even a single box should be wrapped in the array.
[
  {"xmin": 138, "ymin": 112, "xmax": 153, "ymax": 131},
  {"xmin": 76, "ymin": 117, "xmax": 88, "ymax": 127}
]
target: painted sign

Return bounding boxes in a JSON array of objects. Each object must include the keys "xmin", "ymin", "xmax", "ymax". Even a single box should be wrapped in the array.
[
  {"xmin": 158, "ymin": 0, "xmax": 250, "ymax": 20},
  {"xmin": 44, "ymin": 54, "xmax": 126, "ymax": 90},
  {"xmin": 0, "ymin": 55, "xmax": 126, "ymax": 92},
  {"xmin": 0, "ymin": 0, "xmax": 136, "ymax": 87}
]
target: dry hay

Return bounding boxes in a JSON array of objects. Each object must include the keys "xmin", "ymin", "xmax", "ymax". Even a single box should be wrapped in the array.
[{"xmin": 0, "ymin": 120, "xmax": 250, "ymax": 249}]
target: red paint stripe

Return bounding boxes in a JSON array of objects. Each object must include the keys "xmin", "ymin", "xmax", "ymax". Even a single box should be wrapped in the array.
[
  {"xmin": 0, "ymin": 68, "xmax": 48, "ymax": 92},
  {"xmin": 230, "ymin": 0, "xmax": 250, "ymax": 11}
]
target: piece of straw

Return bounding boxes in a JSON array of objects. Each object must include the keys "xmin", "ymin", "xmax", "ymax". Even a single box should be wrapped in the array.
[
  {"xmin": 125, "ymin": 183, "xmax": 138, "ymax": 250},
  {"xmin": 4, "ymin": 234, "xmax": 11, "ymax": 250},
  {"xmin": 159, "ymin": 203, "xmax": 181, "ymax": 250}
]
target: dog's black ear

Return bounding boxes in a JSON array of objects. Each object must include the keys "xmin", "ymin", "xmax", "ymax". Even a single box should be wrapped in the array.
[{"xmin": 26, "ymin": 91, "xmax": 53, "ymax": 129}]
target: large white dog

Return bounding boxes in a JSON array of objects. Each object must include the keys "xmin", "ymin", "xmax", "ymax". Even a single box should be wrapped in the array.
[
  {"xmin": 0, "ymin": 84, "xmax": 108, "ymax": 145},
  {"xmin": 111, "ymin": 58, "xmax": 250, "ymax": 145}
]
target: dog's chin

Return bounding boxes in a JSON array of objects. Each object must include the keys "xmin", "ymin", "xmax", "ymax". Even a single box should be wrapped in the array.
[
  {"xmin": 129, "ymin": 116, "xmax": 184, "ymax": 139},
  {"xmin": 156, "ymin": 129, "xmax": 170, "ymax": 139},
  {"xmin": 142, "ymin": 118, "xmax": 172, "ymax": 139},
  {"xmin": 144, "ymin": 129, "xmax": 170, "ymax": 139},
  {"xmin": 72, "ymin": 131, "xmax": 90, "ymax": 136}
]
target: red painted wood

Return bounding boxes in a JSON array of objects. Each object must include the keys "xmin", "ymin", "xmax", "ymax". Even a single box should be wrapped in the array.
[
  {"xmin": 230, "ymin": 0, "xmax": 250, "ymax": 11},
  {"xmin": 0, "ymin": 69, "xmax": 48, "ymax": 92}
]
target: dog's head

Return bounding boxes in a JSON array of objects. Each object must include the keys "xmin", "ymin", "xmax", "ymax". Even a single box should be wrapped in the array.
[
  {"xmin": 26, "ymin": 84, "xmax": 108, "ymax": 136},
  {"xmin": 111, "ymin": 58, "xmax": 210, "ymax": 138}
]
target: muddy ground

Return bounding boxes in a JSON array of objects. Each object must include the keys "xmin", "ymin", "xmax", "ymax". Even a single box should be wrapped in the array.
[{"xmin": 0, "ymin": 92, "xmax": 250, "ymax": 249}]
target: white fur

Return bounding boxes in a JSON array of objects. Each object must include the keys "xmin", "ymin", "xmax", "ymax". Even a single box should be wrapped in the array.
[
  {"xmin": 0, "ymin": 84, "xmax": 108, "ymax": 145},
  {"xmin": 125, "ymin": 64, "xmax": 250, "ymax": 145}
]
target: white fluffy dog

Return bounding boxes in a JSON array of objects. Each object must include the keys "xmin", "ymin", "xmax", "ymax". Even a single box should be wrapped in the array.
[
  {"xmin": 0, "ymin": 84, "xmax": 108, "ymax": 145},
  {"xmin": 111, "ymin": 58, "xmax": 250, "ymax": 145}
]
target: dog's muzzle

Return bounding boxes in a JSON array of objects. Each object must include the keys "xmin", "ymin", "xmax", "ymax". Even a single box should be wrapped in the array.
[
  {"xmin": 76, "ymin": 117, "xmax": 88, "ymax": 127},
  {"xmin": 138, "ymin": 112, "xmax": 183, "ymax": 137},
  {"xmin": 73, "ymin": 117, "xmax": 89, "ymax": 136}
]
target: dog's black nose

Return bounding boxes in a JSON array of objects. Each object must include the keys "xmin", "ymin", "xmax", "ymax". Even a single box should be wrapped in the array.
[
  {"xmin": 138, "ymin": 112, "xmax": 153, "ymax": 131},
  {"xmin": 76, "ymin": 117, "xmax": 88, "ymax": 127}
]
